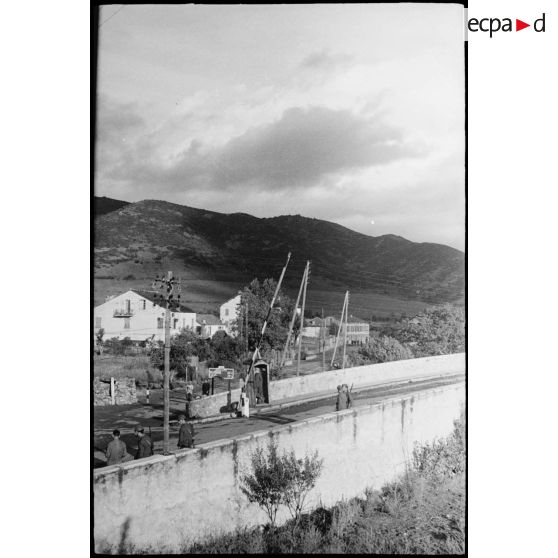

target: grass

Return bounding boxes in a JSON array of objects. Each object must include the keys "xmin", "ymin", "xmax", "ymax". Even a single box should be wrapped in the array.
[
  {"xmin": 183, "ymin": 413, "xmax": 466, "ymax": 554},
  {"xmin": 93, "ymin": 353, "xmax": 161, "ymax": 382}
]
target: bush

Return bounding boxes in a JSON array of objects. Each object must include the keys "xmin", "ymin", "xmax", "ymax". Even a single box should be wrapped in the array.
[
  {"xmin": 240, "ymin": 440, "xmax": 323, "ymax": 527},
  {"xmin": 412, "ymin": 410, "xmax": 465, "ymax": 481},
  {"xmin": 350, "ymin": 335, "xmax": 414, "ymax": 366}
]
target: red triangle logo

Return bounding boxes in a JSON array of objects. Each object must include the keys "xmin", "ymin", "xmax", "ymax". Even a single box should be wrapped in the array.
[{"xmin": 516, "ymin": 19, "xmax": 530, "ymax": 31}]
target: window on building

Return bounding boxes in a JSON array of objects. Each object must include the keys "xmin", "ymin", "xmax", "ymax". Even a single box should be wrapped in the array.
[
  {"xmin": 95, "ymin": 317, "xmax": 102, "ymax": 328},
  {"xmin": 225, "ymin": 308, "xmax": 229, "ymax": 316},
  {"xmin": 125, "ymin": 300, "xmax": 131, "ymax": 313},
  {"xmin": 142, "ymin": 300, "xmax": 146, "ymax": 310},
  {"xmin": 157, "ymin": 318, "xmax": 163, "ymax": 329},
  {"xmin": 124, "ymin": 318, "xmax": 130, "ymax": 329},
  {"xmin": 173, "ymin": 319, "xmax": 179, "ymax": 329}
]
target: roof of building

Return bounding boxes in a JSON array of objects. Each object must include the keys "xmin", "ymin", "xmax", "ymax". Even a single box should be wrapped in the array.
[
  {"xmin": 130, "ymin": 289, "xmax": 194, "ymax": 313},
  {"xmin": 346, "ymin": 316, "xmax": 369, "ymax": 324},
  {"xmin": 197, "ymin": 314, "xmax": 223, "ymax": 326}
]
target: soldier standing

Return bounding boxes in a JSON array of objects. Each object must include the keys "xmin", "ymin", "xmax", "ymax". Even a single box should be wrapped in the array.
[
  {"xmin": 177, "ymin": 414, "xmax": 195, "ymax": 449},
  {"xmin": 134, "ymin": 425, "xmax": 154, "ymax": 459},
  {"xmin": 105, "ymin": 429, "xmax": 127, "ymax": 466}
]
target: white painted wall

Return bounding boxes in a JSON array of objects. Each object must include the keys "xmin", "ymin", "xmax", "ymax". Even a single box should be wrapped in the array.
[
  {"xmin": 94, "ymin": 382, "xmax": 465, "ymax": 552},
  {"xmin": 220, "ymin": 294, "xmax": 241, "ymax": 333},
  {"xmin": 93, "ymin": 290, "xmax": 196, "ymax": 342}
]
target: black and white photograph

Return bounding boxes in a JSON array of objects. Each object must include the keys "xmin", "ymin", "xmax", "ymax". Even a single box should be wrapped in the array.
[{"xmin": 92, "ymin": 3, "xmax": 466, "ymax": 554}]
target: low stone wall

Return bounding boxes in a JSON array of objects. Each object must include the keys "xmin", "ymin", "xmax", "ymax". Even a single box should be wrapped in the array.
[
  {"xmin": 187, "ymin": 353, "xmax": 464, "ymax": 419},
  {"xmin": 93, "ymin": 381, "xmax": 465, "ymax": 552},
  {"xmin": 188, "ymin": 388, "xmax": 242, "ymax": 419},
  {"xmin": 93, "ymin": 377, "xmax": 137, "ymax": 406}
]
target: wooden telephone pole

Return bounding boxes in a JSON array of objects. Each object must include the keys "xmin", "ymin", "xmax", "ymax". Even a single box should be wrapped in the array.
[
  {"xmin": 342, "ymin": 291, "xmax": 349, "ymax": 370},
  {"xmin": 296, "ymin": 261, "xmax": 310, "ymax": 376},
  {"xmin": 331, "ymin": 290, "xmax": 349, "ymax": 368},
  {"xmin": 151, "ymin": 271, "xmax": 181, "ymax": 455},
  {"xmin": 247, "ymin": 253, "xmax": 291, "ymax": 402},
  {"xmin": 281, "ymin": 262, "xmax": 308, "ymax": 368},
  {"xmin": 322, "ymin": 307, "xmax": 326, "ymax": 372}
]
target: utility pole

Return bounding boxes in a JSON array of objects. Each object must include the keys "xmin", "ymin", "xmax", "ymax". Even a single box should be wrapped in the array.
[
  {"xmin": 322, "ymin": 307, "xmax": 326, "ymax": 372},
  {"xmin": 281, "ymin": 263, "xmax": 307, "ymax": 368},
  {"xmin": 296, "ymin": 261, "xmax": 310, "ymax": 376},
  {"xmin": 331, "ymin": 291, "xmax": 348, "ymax": 367},
  {"xmin": 247, "ymin": 253, "xmax": 291, "ymax": 403},
  {"xmin": 151, "ymin": 271, "xmax": 181, "ymax": 455},
  {"xmin": 342, "ymin": 291, "xmax": 349, "ymax": 370}
]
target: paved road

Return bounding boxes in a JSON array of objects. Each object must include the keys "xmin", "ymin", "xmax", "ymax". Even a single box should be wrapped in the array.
[{"xmin": 94, "ymin": 373, "xmax": 464, "ymax": 468}]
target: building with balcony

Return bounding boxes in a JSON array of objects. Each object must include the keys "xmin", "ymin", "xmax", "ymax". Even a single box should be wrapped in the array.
[{"xmin": 93, "ymin": 290, "xmax": 197, "ymax": 343}]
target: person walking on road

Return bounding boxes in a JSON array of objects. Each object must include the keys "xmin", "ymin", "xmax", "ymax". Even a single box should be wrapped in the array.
[
  {"xmin": 134, "ymin": 425, "xmax": 154, "ymax": 459},
  {"xmin": 177, "ymin": 414, "xmax": 195, "ymax": 449},
  {"xmin": 106, "ymin": 429, "xmax": 127, "ymax": 466}
]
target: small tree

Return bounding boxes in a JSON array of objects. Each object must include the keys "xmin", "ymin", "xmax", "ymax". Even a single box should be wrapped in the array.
[
  {"xmin": 240, "ymin": 440, "xmax": 289, "ymax": 527},
  {"xmin": 240, "ymin": 440, "xmax": 323, "ymax": 528},
  {"xmin": 283, "ymin": 449, "xmax": 323, "ymax": 524}
]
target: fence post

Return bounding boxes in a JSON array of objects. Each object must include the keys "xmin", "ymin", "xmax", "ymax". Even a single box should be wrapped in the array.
[{"xmin": 110, "ymin": 377, "xmax": 115, "ymax": 405}]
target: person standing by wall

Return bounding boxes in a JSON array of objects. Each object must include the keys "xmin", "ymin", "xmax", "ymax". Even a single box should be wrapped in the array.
[
  {"xmin": 335, "ymin": 385, "xmax": 348, "ymax": 412},
  {"xmin": 185, "ymin": 383, "xmax": 194, "ymax": 418},
  {"xmin": 134, "ymin": 425, "xmax": 154, "ymax": 459},
  {"xmin": 105, "ymin": 429, "xmax": 127, "ymax": 466},
  {"xmin": 343, "ymin": 384, "xmax": 352, "ymax": 409},
  {"xmin": 177, "ymin": 415, "xmax": 195, "ymax": 449},
  {"xmin": 254, "ymin": 370, "xmax": 263, "ymax": 404}
]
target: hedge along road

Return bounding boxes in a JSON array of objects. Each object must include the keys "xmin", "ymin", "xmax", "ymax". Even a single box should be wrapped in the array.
[{"xmin": 93, "ymin": 373, "xmax": 464, "ymax": 468}]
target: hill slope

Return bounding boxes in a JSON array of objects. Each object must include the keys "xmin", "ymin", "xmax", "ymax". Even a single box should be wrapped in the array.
[
  {"xmin": 94, "ymin": 196, "xmax": 130, "ymax": 217},
  {"xmin": 94, "ymin": 199, "xmax": 464, "ymax": 309}
]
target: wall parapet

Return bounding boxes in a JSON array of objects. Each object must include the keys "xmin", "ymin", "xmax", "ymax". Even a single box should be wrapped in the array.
[
  {"xmin": 187, "ymin": 353, "xmax": 465, "ymax": 419},
  {"xmin": 94, "ymin": 380, "xmax": 465, "ymax": 552}
]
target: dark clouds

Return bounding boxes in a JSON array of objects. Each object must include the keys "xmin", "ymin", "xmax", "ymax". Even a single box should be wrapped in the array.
[
  {"xmin": 211, "ymin": 106, "xmax": 417, "ymax": 189},
  {"xmin": 96, "ymin": 101, "xmax": 419, "ymax": 197}
]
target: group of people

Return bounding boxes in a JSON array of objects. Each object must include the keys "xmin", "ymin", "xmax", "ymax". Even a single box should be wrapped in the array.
[
  {"xmin": 104, "ymin": 415, "xmax": 196, "ymax": 466},
  {"xmin": 335, "ymin": 384, "xmax": 352, "ymax": 411}
]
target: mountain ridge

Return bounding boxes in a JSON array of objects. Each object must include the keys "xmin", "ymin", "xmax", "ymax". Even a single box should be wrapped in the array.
[{"xmin": 94, "ymin": 197, "xmax": 464, "ymax": 307}]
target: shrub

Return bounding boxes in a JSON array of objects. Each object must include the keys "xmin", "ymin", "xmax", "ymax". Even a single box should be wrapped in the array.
[
  {"xmin": 412, "ymin": 410, "xmax": 465, "ymax": 481},
  {"xmin": 282, "ymin": 449, "xmax": 323, "ymax": 524},
  {"xmin": 240, "ymin": 440, "xmax": 323, "ymax": 527},
  {"xmin": 240, "ymin": 440, "xmax": 290, "ymax": 527},
  {"xmin": 350, "ymin": 335, "xmax": 414, "ymax": 366}
]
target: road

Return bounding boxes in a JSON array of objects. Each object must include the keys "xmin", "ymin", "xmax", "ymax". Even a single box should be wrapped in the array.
[{"xmin": 94, "ymin": 373, "xmax": 464, "ymax": 468}]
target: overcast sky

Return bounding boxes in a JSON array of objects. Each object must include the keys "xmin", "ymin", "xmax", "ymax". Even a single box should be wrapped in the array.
[{"xmin": 95, "ymin": 4, "xmax": 465, "ymax": 250}]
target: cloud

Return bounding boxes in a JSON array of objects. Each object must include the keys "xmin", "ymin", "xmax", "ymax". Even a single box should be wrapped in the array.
[
  {"xmin": 97, "ymin": 103, "xmax": 420, "ymax": 196},
  {"xmin": 299, "ymin": 50, "xmax": 353, "ymax": 72},
  {"xmin": 211, "ymin": 106, "xmax": 418, "ymax": 189}
]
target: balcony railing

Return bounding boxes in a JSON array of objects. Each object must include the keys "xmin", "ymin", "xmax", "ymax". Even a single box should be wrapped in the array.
[{"xmin": 113, "ymin": 309, "xmax": 134, "ymax": 317}]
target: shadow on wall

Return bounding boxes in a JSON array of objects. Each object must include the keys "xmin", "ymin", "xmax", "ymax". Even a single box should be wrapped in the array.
[{"xmin": 118, "ymin": 517, "xmax": 131, "ymax": 554}]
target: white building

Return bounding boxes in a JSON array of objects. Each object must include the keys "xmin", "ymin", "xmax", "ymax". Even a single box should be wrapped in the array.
[
  {"xmin": 220, "ymin": 294, "xmax": 241, "ymax": 334},
  {"xmin": 93, "ymin": 290, "xmax": 197, "ymax": 342},
  {"xmin": 197, "ymin": 314, "xmax": 227, "ymax": 339}
]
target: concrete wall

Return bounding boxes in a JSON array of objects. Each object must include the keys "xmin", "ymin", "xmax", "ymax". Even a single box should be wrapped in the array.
[
  {"xmin": 270, "ymin": 353, "xmax": 464, "ymax": 401},
  {"xmin": 188, "ymin": 353, "xmax": 464, "ymax": 419},
  {"xmin": 94, "ymin": 381, "xmax": 465, "ymax": 553}
]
